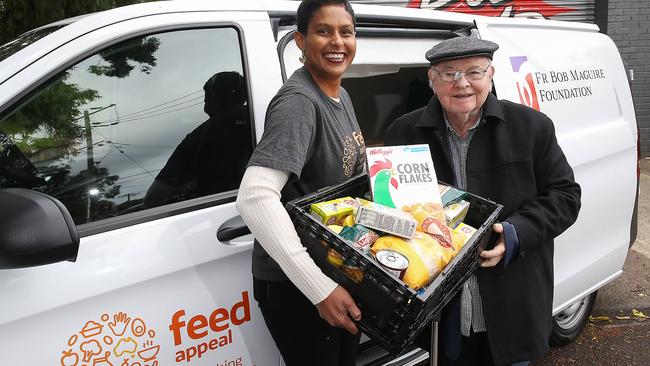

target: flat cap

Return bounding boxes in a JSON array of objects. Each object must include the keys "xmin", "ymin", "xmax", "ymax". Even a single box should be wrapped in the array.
[{"xmin": 425, "ymin": 37, "xmax": 499, "ymax": 65}]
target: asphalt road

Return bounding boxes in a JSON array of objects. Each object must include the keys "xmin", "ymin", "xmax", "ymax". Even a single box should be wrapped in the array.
[{"xmin": 532, "ymin": 157, "xmax": 650, "ymax": 365}]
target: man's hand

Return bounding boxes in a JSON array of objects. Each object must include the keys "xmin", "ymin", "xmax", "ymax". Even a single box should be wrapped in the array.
[
  {"xmin": 480, "ymin": 223, "xmax": 506, "ymax": 267},
  {"xmin": 315, "ymin": 285, "xmax": 361, "ymax": 334}
]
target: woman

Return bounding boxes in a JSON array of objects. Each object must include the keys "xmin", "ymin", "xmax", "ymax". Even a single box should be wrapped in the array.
[{"xmin": 235, "ymin": 0, "xmax": 366, "ymax": 365}]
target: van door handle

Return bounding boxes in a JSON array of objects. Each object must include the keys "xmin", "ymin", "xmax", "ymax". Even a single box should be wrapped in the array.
[{"xmin": 217, "ymin": 216, "xmax": 251, "ymax": 242}]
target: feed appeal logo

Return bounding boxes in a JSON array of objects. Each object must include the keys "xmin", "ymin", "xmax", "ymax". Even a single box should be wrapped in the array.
[
  {"xmin": 61, "ymin": 312, "xmax": 160, "ymax": 366},
  {"xmin": 169, "ymin": 291, "xmax": 251, "ymax": 363}
]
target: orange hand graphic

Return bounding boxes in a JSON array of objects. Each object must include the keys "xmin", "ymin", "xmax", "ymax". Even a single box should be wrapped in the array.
[{"xmin": 108, "ymin": 312, "xmax": 131, "ymax": 337}]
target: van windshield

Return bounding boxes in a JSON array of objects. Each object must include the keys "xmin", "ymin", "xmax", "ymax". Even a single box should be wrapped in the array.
[{"xmin": 0, "ymin": 25, "xmax": 67, "ymax": 62}]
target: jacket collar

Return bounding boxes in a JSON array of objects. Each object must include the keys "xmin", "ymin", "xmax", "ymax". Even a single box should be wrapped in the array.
[{"xmin": 414, "ymin": 93, "xmax": 506, "ymax": 130}]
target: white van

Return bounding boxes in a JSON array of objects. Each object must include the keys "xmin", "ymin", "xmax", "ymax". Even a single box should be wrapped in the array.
[{"xmin": 0, "ymin": 1, "xmax": 639, "ymax": 365}]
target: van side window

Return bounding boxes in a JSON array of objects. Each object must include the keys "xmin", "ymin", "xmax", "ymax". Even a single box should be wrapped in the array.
[{"xmin": 0, "ymin": 27, "xmax": 253, "ymax": 225}]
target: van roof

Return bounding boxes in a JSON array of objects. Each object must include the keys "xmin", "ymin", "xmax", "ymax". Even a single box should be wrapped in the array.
[{"xmin": 0, "ymin": 0, "xmax": 596, "ymax": 84}]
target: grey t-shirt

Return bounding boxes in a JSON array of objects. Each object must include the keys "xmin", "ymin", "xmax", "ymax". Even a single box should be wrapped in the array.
[{"xmin": 248, "ymin": 67, "xmax": 367, "ymax": 281}]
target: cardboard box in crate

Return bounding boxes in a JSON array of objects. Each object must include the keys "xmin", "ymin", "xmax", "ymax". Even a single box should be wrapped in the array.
[{"xmin": 286, "ymin": 174, "xmax": 502, "ymax": 355}]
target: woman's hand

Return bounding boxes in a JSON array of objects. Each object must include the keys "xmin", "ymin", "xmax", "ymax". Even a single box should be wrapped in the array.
[{"xmin": 316, "ymin": 285, "xmax": 361, "ymax": 334}]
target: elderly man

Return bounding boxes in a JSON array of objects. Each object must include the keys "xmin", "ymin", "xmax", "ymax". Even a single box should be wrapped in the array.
[{"xmin": 384, "ymin": 37, "xmax": 581, "ymax": 365}]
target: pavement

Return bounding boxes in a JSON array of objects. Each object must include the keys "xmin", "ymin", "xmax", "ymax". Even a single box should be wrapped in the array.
[{"xmin": 532, "ymin": 157, "xmax": 650, "ymax": 365}]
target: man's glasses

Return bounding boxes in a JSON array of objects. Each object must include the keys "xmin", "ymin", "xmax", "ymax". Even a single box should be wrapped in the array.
[{"xmin": 432, "ymin": 64, "xmax": 491, "ymax": 82}]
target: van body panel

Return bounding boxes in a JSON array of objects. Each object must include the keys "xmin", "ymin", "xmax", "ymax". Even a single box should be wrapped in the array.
[
  {"xmin": 0, "ymin": 2, "xmax": 638, "ymax": 365},
  {"xmin": 0, "ymin": 10, "xmax": 281, "ymax": 366},
  {"xmin": 475, "ymin": 19, "xmax": 637, "ymax": 314},
  {"xmin": 0, "ymin": 205, "xmax": 277, "ymax": 365}
]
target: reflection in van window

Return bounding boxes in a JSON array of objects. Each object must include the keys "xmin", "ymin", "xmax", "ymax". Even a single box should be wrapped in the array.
[
  {"xmin": 0, "ymin": 24, "xmax": 67, "ymax": 62},
  {"xmin": 143, "ymin": 71, "xmax": 252, "ymax": 208},
  {"xmin": 0, "ymin": 27, "xmax": 252, "ymax": 225}
]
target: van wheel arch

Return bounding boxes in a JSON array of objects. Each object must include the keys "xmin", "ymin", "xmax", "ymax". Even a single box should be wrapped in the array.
[{"xmin": 549, "ymin": 291, "xmax": 597, "ymax": 346}]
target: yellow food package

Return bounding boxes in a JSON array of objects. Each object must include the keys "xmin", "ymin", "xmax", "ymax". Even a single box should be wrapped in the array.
[
  {"xmin": 310, "ymin": 196, "xmax": 358, "ymax": 225},
  {"xmin": 342, "ymin": 214, "xmax": 355, "ymax": 227},
  {"xmin": 452, "ymin": 223, "xmax": 477, "ymax": 249},
  {"xmin": 327, "ymin": 225, "xmax": 344, "ymax": 234},
  {"xmin": 450, "ymin": 228, "xmax": 467, "ymax": 251},
  {"xmin": 403, "ymin": 203, "xmax": 452, "ymax": 247},
  {"xmin": 371, "ymin": 232, "xmax": 458, "ymax": 289}
]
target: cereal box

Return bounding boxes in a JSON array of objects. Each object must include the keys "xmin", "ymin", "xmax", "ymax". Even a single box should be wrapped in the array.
[{"xmin": 366, "ymin": 144, "xmax": 444, "ymax": 221}]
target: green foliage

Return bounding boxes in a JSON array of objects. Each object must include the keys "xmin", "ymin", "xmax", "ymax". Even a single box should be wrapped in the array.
[
  {"xmin": 88, "ymin": 36, "xmax": 160, "ymax": 78},
  {"xmin": 0, "ymin": 0, "xmax": 150, "ymax": 45},
  {"xmin": 2, "ymin": 72, "xmax": 99, "ymax": 154}
]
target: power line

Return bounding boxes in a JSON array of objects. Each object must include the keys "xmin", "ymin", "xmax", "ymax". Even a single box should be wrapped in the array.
[
  {"xmin": 93, "ymin": 128, "xmax": 155, "ymax": 180},
  {"xmin": 95, "ymin": 100, "xmax": 204, "ymax": 125},
  {"xmin": 93, "ymin": 90, "xmax": 203, "ymax": 124},
  {"xmin": 118, "ymin": 89, "xmax": 202, "ymax": 118}
]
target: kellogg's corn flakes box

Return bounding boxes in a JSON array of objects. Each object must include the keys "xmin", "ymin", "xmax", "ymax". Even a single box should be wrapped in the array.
[{"xmin": 366, "ymin": 144, "xmax": 444, "ymax": 217}]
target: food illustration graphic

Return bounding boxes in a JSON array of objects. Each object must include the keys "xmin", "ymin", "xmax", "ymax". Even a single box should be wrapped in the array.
[
  {"xmin": 108, "ymin": 312, "xmax": 130, "ymax": 336},
  {"xmin": 81, "ymin": 321, "xmax": 103, "ymax": 338},
  {"xmin": 62, "ymin": 312, "xmax": 160, "ymax": 366},
  {"xmin": 114, "ymin": 337, "xmax": 137, "ymax": 357},
  {"xmin": 80, "ymin": 339, "xmax": 102, "ymax": 362}
]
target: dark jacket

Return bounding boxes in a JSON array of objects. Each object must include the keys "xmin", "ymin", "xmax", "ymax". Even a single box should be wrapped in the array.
[{"xmin": 384, "ymin": 94, "xmax": 581, "ymax": 365}]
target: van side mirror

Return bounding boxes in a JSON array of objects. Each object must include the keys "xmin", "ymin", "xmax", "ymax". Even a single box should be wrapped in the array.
[{"xmin": 0, "ymin": 189, "xmax": 79, "ymax": 269}]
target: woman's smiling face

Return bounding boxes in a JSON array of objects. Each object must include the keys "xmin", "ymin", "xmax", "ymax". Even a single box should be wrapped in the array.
[{"xmin": 295, "ymin": 3, "xmax": 356, "ymax": 83}]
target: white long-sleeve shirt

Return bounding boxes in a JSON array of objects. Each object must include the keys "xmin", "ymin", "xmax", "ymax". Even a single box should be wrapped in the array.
[{"xmin": 235, "ymin": 165, "xmax": 337, "ymax": 304}]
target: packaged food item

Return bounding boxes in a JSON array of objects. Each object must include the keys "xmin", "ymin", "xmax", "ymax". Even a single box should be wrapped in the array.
[
  {"xmin": 327, "ymin": 224, "xmax": 344, "ymax": 234},
  {"xmin": 444, "ymin": 200, "xmax": 470, "ymax": 229},
  {"xmin": 375, "ymin": 250, "xmax": 409, "ymax": 280},
  {"xmin": 452, "ymin": 223, "xmax": 477, "ymax": 248},
  {"xmin": 438, "ymin": 184, "xmax": 467, "ymax": 206},
  {"xmin": 355, "ymin": 198, "xmax": 418, "ymax": 238},
  {"xmin": 310, "ymin": 196, "xmax": 358, "ymax": 225},
  {"xmin": 341, "ymin": 262, "xmax": 365, "ymax": 283},
  {"xmin": 342, "ymin": 214, "xmax": 355, "ymax": 227},
  {"xmin": 327, "ymin": 248, "xmax": 344, "ymax": 267},
  {"xmin": 366, "ymin": 144, "xmax": 445, "ymax": 221},
  {"xmin": 339, "ymin": 224, "xmax": 379, "ymax": 255},
  {"xmin": 371, "ymin": 232, "xmax": 459, "ymax": 289},
  {"xmin": 403, "ymin": 203, "xmax": 452, "ymax": 247}
]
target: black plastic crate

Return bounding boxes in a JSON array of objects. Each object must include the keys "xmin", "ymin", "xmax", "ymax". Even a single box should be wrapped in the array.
[{"xmin": 286, "ymin": 173, "xmax": 502, "ymax": 355}]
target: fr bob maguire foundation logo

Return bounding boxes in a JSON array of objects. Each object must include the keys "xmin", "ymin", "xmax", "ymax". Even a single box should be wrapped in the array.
[
  {"xmin": 510, "ymin": 56, "xmax": 540, "ymax": 111},
  {"xmin": 61, "ymin": 312, "xmax": 160, "ymax": 366}
]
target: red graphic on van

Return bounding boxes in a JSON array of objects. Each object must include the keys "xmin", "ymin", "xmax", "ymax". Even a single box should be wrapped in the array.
[
  {"xmin": 510, "ymin": 56, "xmax": 540, "ymax": 111},
  {"xmin": 406, "ymin": 0, "xmax": 574, "ymax": 19},
  {"xmin": 62, "ymin": 312, "xmax": 160, "ymax": 366}
]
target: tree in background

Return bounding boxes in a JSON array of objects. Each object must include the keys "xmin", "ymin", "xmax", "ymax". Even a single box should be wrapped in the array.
[
  {"xmin": 0, "ymin": 0, "xmax": 150, "ymax": 45},
  {"xmin": 89, "ymin": 36, "xmax": 161, "ymax": 78}
]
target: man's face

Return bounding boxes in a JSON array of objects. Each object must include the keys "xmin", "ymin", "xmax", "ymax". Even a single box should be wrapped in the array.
[{"xmin": 428, "ymin": 56, "xmax": 494, "ymax": 120}]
